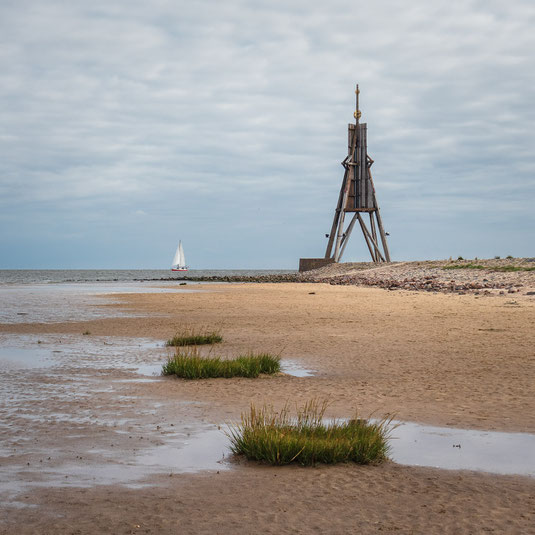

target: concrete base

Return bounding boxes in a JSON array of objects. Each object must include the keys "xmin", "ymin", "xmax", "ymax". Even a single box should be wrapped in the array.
[{"xmin": 298, "ymin": 258, "xmax": 335, "ymax": 272}]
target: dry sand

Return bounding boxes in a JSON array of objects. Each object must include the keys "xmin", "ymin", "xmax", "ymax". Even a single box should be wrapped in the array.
[{"xmin": 1, "ymin": 282, "xmax": 535, "ymax": 534}]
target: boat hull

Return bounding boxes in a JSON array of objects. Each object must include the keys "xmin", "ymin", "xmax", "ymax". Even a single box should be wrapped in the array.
[{"xmin": 171, "ymin": 268, "xmax": 188, "ymax": 271}]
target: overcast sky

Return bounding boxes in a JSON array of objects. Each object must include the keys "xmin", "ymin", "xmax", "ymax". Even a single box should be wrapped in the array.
[{"xmin": 1, "ymin": 0, "xmax": 534, "ymax": 269}]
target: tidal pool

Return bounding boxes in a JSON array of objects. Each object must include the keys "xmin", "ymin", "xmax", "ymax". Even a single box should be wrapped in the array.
[
  {"xmin": 389, "ymin": 421, "xmax": 535, "ymax": 476},
  {"xmin": 0, "ymin": 346, "xmax": 58, "ymax": 371},
  {"xmin": 280, "ymin": 360, "xmax": 316, "ymax": 377}
]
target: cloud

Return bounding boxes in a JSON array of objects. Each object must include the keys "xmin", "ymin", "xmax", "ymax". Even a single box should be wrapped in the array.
[{"xmin": 1, "ymin": 0, "xmax": 534, "ymax": 267}]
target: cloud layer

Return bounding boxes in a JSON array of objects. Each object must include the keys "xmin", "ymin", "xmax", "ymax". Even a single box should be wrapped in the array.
[{"xmin": 1, "ymin": 0, "xmax": 534, "ymax": 268}]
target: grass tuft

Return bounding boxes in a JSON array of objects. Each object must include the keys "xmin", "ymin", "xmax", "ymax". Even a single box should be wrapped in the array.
[
  {"xmin": 166, "ymin": 327, "xmax": 223, "ymax": 347},
  {"xmin": 227, "ymin": 400, "xmax": 392, "ymax": 466},
  {"xmin": 162, "ymin": 348, "xmax": 280, "ymax": 379},
  {"xmin": 443, "ymin": 263, "xmax": 485, "ymax": 270},
  {"xmin": 492, "ymin": 265, "xmax": 535, "ymax": 272},
  {"xmin": 443, "ymin": 264, "xmax": 535, "ymax": 272}
]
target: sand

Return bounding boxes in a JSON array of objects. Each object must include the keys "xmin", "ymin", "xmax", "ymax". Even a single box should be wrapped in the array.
[{"xmin": 1, "ymin": 282, "xmax": 534, "ymax": 534}]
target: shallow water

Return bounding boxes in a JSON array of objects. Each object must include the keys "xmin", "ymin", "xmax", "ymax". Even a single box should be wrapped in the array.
[
  {"xmin": 0, "ymin": 345, "xmax": 59, "ymax": 370},
  {"xmin": 389, "ymin": 421, "xmax": 535, "ymax": 476},
  {"xmin": 136, "ymin": 362, "xmax": 165, "ymax": 377},
  {"xmin": 0, "ymin": 282, "xmax": 200, "ymax": 324},
  {"xmin": 13, "ymin": 428, "xmax": 230, "ymax": 489},
  {"xmin": 280, "ymin": 360, "xmax": 316, "ymax": 377},
  {"xmin": 0, "ymin": 427, "xmax": 230, "ymax": 499}
]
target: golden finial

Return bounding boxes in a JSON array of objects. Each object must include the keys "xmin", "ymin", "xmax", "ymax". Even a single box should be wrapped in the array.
[{"xmin": 354, "ymin": 83, "xmax": 361, "ymax": 122}]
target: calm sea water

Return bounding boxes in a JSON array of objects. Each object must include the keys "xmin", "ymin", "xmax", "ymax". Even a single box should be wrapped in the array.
[
  {"xmin": 0, "ymin": 269, "xmax": 296, "ymax": 285},
  {"xmin": 0, "ymin": 269, "xmax": 295, "ymax": 324}
]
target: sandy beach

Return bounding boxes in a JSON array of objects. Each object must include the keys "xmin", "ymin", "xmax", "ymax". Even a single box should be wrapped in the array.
[{"xmin": 1, "ymin": 275, "xmax": 535, "ymax": 534}]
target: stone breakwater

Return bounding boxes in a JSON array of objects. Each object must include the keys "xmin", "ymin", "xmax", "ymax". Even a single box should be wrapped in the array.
[{"xmin": 143, "ymin": 274, "xmax": 301, "ymax": 283}]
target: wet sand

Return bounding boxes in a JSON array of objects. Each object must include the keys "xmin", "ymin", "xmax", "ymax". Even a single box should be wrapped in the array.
[{"xmin": 1, "ymin": 283, "xmax": 535, "ymax": 534}]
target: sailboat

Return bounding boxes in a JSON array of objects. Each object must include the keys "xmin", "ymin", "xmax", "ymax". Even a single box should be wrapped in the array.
[{"xmin": 171, "ymin": 240, "xmax": 188, "ymax": 271}]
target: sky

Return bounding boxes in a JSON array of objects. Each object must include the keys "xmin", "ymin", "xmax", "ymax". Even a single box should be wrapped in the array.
[{"xmin": 1, "ymin": 0, "xmax": 534, "ymax": 269}]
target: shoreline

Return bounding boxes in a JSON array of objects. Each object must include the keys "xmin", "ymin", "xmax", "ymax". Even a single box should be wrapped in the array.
[{"xmin": 148, "ymin": 258, "xmax": 535, "ymax": 296}]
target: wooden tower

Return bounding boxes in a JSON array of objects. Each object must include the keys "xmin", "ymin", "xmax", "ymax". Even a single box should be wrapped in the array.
[{"xmin": 324, "ymin": 85, "xmax": 390, "ymax": 263}]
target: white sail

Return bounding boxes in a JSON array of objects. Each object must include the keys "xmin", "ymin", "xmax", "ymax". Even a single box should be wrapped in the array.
[
  {"xmin": 171, "ymin": 240, "xmax": 187, "ymax": 270},
  {"xmin": 178, "ymin": 241, "xmax": 186, "ymax": 267}
]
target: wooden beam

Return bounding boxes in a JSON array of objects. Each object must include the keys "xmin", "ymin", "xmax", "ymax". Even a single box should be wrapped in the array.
[
  {"xmin": 324, "ymin": 176, "xmax": 345, "ymax": 259},
  {"xmin": 356, "ymin": 213, "xmax": 377, "ymax": 262},
  {"xmin": 357, "ymin": 213, "xmax": 385, "ymax": 262},
  {"xmin": 368, "ymin": 168, "xmax": 391, "ymax": 262},
  {"xmin": 326, "ymin": 124, "xmax": 357, "ymax": 259},
  {"xmin": 333, "ymin": 199, "xmax": 347, "ymax": 262},
  {"xmin": 339, "ymin": 213, "xmax": 358, "ymax": 261},
  {"xmin": 342, "ymin": 208, "xmax": 376, "ymax": 213},
  {"xmin": 369, "ymin": 212, "xmax": 378, "ymax": 262},
  {"xmin": 374, "ymin": 208, "xmax": 391, "ymax": 262},
  {"xmin": 333, "ymin": 124, "xmax": 359, "ymax": 262}
]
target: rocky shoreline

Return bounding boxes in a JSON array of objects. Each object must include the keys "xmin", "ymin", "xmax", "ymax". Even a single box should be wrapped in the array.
[{"xmin": 154, "ymin": 258, "xmax": 535, "ymax": 297}]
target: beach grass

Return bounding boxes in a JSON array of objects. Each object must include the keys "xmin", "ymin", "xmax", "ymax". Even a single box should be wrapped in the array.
[
  {"xmin": 162, "ymin": 348, "xmax": 280, "ymax": 379},
  {"xmin": 492, "ymin": 265, "xmax": 535, "ymax": 272},
  {"xmin": 443, "ymin": 264, "xmax": 535, "ymax": 272},
  {"xmin": 227, "ymin": 400, "xmax": 392, "ymax": 466},
  {"xmin": 443, "ymin": 263, "xmax": 486, "ymax": 270},
  {"xmin": 165, "ymin": 327, "xmax": 223, "ymax": 347}
]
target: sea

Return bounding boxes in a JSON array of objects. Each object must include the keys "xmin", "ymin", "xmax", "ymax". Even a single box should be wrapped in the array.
[
  {"xmin": 0, "ymin": 269, "xmax": 296, "ymax": 324},
  {"xmin": 0, "ymin": 269, "xmax": 296, "ymax": 285}
]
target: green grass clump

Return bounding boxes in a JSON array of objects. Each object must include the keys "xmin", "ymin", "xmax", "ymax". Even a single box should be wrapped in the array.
[
  {"xmin": 162, "ymin": 349, "xmax": 280, "ymax": 379},
  {"xmin": 443, "ymin": 264, "xmax": 535, "ymax": 272},
  {"xmin": 227, "ymin": 400, "xmax": 392, "ymax": 466},
  {"xmin": 492, "ymin": 265, "xmax": 535, "ymax": 272},
  {"xmin": 443, "ymin": 263, "xmax": 485, "ymax": 270},
  {"xmin": 166, "ymin": 327, "xmax": 223, "ymax": 347}
]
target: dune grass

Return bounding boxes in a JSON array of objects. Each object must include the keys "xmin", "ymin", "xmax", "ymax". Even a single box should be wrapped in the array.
[
  {"xmin": 227, "ymin": 400, "xmax": 392, "ymax": 466},
  {"xmin": 493, "ymin": 265, "xmax": 535, "ymax": 272},
  {"xmin": 165, "ymin": 327, "xmax": 223, "ymax": 347},
  {"xmin": 443, "ymin": 263, "xmax": 486, "ymax": 270},
  {"xmin": 162, "ymin": 348, "xmax": 280, "ymax": 379},
  {"xmin": 443, "ymin": 263, "xmax": 535, "ymax": 272}
]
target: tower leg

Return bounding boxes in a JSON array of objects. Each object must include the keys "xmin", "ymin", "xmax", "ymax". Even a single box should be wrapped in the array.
[
  {"xmin": 374, "ymin": 209, "xmax": 391, "ymax": 262},
  {"xmin": 367, "ymin": 167, "xmax": 390, "ymax": 262},
  {"xmin": 333, "ymin": 209, "xmax": 347, "ymax": 262},
  {"xmin": 325, "ymin": 171, "xmax": 347, "ymax": 259},
  {"xmin": 356, "ymin": 214, "xmax": 376, "ymax": 262},
  {"xmin": 333, "ymin": 167, "xmax": 352, "ymax": 262},
  {"xmin": 338, "ymin": 213, "xmax": 358, "ymax": 262},
  {"xmin": 369, "ymin": 212, "xmax": 378, "ymax": 262},
  {"xmin": 357, "ymin": 213, "xmax": 385, "ymax": 262}
]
